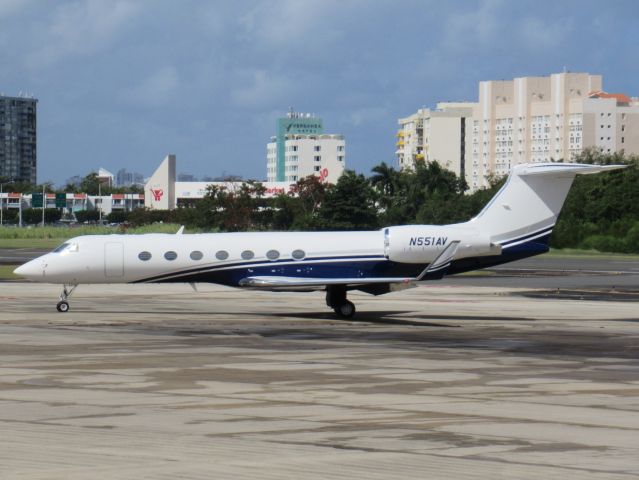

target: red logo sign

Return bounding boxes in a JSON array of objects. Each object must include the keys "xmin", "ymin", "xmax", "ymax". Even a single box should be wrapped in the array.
[
  {"xmin": 150, "ymin": 189, "xmax": 164, "ymax": 201},
  {"xmin": 319, "ymin": 168, "xmax": 329, "ymax": 182}
]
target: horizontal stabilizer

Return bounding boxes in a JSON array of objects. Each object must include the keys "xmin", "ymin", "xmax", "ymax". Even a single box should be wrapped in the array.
[
  {"xmin": 417, "ymin": 240, "xmax": 460, "ymax": 280},
  {"xmin": 517, "ymin": 163, "xmax": 626, "ymax": 176}
]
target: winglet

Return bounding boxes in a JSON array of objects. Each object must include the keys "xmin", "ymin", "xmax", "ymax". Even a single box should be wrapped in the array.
[
  {"xmin": 416, "ymin": 240, "xmax": 460, "ymax": 280},
  {"xmin": 176, "ymin": 225, "xmax": 185, "ymax": 235}
]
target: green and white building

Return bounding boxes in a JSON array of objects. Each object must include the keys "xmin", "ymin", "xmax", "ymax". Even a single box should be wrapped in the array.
[{"xmin": 267, "ymin": 110, "xmax": 345, "ymax": 183}]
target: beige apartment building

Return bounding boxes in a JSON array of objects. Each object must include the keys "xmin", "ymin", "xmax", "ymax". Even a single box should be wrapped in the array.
[
  {"xmin": 398, "ymin": 72, "xmax": 639, "ymax": 190},
  {"xmin": 396, "ymin": 103, "xmax": 473, "ymax": 178}
]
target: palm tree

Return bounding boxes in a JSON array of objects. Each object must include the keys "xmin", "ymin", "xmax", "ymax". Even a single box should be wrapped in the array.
[{"xmin": 370, "ymin": 162, "xmax": 397, "ymax": 197}]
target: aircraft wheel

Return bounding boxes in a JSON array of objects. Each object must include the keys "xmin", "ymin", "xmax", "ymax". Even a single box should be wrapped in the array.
[
  {"xmin": 56, "ymin": 301, "xmax": 70, "ymax": 313},
  {"xmin": 334, "ymin": 301, "xmax": 355, "ymax": 319}
]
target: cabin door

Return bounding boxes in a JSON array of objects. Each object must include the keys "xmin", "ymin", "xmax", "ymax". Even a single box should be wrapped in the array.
[{"xmin": 104, "ymin": 242, "xmax": 124, "ymax": 277}]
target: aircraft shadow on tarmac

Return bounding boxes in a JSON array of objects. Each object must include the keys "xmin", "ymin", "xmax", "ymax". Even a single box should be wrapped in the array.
[
  {"xmin": 65, "ymin": 308, "xmax": 533, "ymax": 327},
  {"xmin": 58, "ymin": 309, "xmax": 451, "ymax": 327},
  {"xmin": 49, "ymin": 309, "xmax": 638, "ymax": 360}
]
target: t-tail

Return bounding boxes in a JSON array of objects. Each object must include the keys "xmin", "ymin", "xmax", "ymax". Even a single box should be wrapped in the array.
[{"xmin": 467, "ymin": 163, "xmax": 626, "ymax": 252}]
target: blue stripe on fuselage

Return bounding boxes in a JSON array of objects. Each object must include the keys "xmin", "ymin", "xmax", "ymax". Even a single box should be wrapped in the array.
[{"xmin": 138, "ymin": 233, "xmax": 552, "ymax": 286}]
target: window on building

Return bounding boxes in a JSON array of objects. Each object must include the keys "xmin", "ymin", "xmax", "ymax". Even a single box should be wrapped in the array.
[
  {"xmin": 338, "ymin": 156, "xmax": 344, "ymax": 162},
  {"xmin": 314, "ymin": 146, "xmax": 321, "ymax": 152},
  {"xmin": 314, "ymin": 155, "xmax": 321, "ymax": 161},
  {"xmin": 314, "ymin": 166, "xmax": 320, "ymax": 171}
]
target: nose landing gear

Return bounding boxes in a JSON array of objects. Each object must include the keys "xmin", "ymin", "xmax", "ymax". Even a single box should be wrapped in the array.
[
  {"xmin": 56, "ymin": 284, "xmax": 77, "ymax": 313},
  {"xmin": 326, "ymin": 285, "xmax": 356, "ymax": 319}
]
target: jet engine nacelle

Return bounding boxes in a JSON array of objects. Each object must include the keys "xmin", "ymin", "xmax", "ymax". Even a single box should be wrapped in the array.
[{"xmin": 384, "ymin": 225, "xmax": 501, "ymax": 264}]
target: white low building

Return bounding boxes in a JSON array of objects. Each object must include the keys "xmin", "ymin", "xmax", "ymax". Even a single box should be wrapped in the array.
[{"xmin": 145, "ymin": 155, "xmax": 295, "ymax": 210}]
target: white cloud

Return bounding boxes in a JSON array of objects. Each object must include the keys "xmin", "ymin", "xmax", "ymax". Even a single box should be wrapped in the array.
[
  {"xmin": 443, "ymin": 0, "xmax": 503, "ymax": 51},
  {"xmin": 521, "ymin": 16, "xmax": 571, "ymax": 50},
  {"xmin": 25, "ymin": 0, "xmax": 141, "ymax": 69},
  {"xmin": 346, "ymin": 106, "xmax": 388, "ymax": 127},
  {"xmin": 120, "ymin": 66, "xmax": 180, "ymax": 107},
  {"xmin": 230, "ymin": 69, "xmax": 294, "ymax": 109},
  {"xmin": 238, "ymin": 0, "xmax": 349, "ymax": 52},
  {"xmin": 0, "ymin": 0, "xmax": 34, "ymax": 18}
]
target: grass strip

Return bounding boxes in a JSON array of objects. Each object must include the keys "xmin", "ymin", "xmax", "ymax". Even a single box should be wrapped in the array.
[{"xmin": 0, "ymin": 265, "xmax": 19, "ymax": 281}]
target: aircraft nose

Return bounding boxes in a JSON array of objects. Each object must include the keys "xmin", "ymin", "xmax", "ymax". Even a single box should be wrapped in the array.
[{"xmin": 14, "ymin": 259, "xmax": 43, "ymax": 279}]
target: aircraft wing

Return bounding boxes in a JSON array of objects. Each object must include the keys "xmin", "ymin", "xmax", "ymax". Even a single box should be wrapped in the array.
[
  {"xmin": 239, "ymin": 241, "xmax": 461, "ymax": 291},
  {"xmin": 238, "ymin": 276, "xmax": 413, "ymax": 290}
]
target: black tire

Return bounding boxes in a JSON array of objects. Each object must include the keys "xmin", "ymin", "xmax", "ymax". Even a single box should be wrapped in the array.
[
  {"xmin": 56, "ymin": 301, "xmax": 69, "ymax": 313},
  {"xmin": 334, "ymin": 301, "xmax": 355, "ymax": 319}
]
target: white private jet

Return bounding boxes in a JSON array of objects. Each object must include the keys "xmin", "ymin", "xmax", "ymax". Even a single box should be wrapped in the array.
[{"xmin": 14, "ymin": 163, "xmax": 624, "ymax": 317}]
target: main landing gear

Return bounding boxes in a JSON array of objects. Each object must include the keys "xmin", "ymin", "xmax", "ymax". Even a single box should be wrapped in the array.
[
  {"xmin": 56, "ymin": 284, "xmax": 77, "ymax": 313},
  {"xmin": 326, "ymin": 285, "xmax": 356, "ymax": 319}
]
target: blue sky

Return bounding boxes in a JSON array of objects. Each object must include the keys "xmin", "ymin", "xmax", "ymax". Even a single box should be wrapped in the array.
[{"xmin": 1, "ymin": 0, "xmax": 637, "ymax": 185}]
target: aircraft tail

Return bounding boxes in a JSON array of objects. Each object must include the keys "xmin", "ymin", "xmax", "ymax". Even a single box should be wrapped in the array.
[{"xmin": 468, "ymin": 163, "xmax": 625, "ymax": 248}]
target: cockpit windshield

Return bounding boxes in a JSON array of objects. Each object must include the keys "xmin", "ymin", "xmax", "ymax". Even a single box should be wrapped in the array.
[
  {"xmin": 52, "ymin": 242, "xmax": 78, "ymax": 253},
  {"xmin": 53, "ymin": 242, "xmax": 69, "ymax": 253}
]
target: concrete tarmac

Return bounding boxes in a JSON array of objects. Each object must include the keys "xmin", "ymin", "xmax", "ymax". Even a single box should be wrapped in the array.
[{"xmin": 0, "ymin": 282, "xmax": 638, "ymax": 479}]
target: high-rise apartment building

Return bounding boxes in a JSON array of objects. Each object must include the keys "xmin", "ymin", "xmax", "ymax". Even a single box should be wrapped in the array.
[
  {"xmin": 397, "ymin": 102, "xmax": 473, "ymax": 178},
  {"xmin": 398, "ymin": 73, "xmax": 639, "ymax": 191},
  {"xmin": 0, "ymin": 94, "xmax": 37, "ymax": 184},
  {"xmin": 267, "ymin": 110, "xmax": 345, "ymax": 183},
  {"xmin": 116, "ymin": 168, "xmax": 145, "ymax": 187}
]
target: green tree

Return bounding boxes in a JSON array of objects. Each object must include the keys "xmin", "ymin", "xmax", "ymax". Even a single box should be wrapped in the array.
[
  {"xmin": 196, "ymin": 181, "xmax": 267, "ymax": 231},
  {"xmin": 316, "ymin": 170, "xmax": 378, "ymax": 230},
  {"xmin": 370, "ymin": 161, "xmax": 397, "ymax": 197},
  {"xmin": 21, "ymin": 208, "xmax": 62, "ymax": 224}
]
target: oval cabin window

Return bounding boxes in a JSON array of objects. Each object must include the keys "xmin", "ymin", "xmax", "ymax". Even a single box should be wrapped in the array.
[
  {"xmin": 266, "ymin": 249, "xmax": 280, "ymax": 260},
  {"xmin": 292, "ymin": 249, "xmax": 306, "ymax": 260},
  {"xmin": 190, "ymin": 250, "xmax": 203, "ymax": 261},
  {"xmin": 164, "ymin": 251, "xmax": 177, "ymax": 261},
  {"xmin": 138, "ymin": 251, "xmax": 152, "ymax": 261},
  {"xmin": 241, "ymin": 250, "xmax": 254, "ymax": 260},
  {"xmin": 215, "ymin": 250, "xmax": 229, "ymax": 260}
]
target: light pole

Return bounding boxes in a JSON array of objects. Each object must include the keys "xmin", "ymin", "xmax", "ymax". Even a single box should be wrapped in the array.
[
  {"xmin": 41, "ymin": 183, "xmax": 46, "ymax": 227},
  {"xmin": 98, "ymin": 181, "xmax": 102, "ymax": 222},
  {"xmin": 1, "ymin": 179, "xmax": 15, "ymax": 227}
]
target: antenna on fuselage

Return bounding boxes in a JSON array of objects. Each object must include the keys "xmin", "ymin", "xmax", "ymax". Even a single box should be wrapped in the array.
[{"xmin": 176, "ymin": 225, "xmax": 185, "ymax": 235}]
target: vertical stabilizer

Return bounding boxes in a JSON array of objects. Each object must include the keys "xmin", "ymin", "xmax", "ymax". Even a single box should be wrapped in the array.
[{"xmin": 469, "ymin": 163, "xmax": 624, "ymax": 246}]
